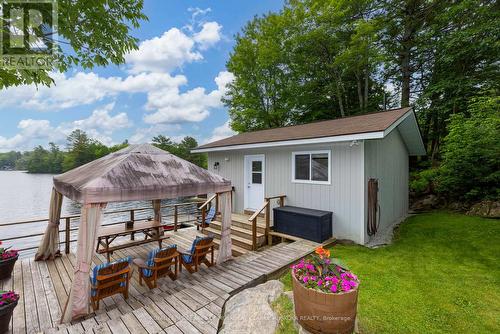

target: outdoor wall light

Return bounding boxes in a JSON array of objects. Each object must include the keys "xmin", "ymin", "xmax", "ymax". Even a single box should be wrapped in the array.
[{"xmin": 213, "ymin": 162, "xmax": 220, "ymax": 170}]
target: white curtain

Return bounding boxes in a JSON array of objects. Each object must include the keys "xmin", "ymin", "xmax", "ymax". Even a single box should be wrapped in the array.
[
  {"xmin": 217, "ymin": 191, "xmax": 233, "ymax": 263},
  {"xmin": 61, "ymin": 203, "xmax": 105, "ymax": 323},
  {"xmin": 35, "ymin": 187, "xmax": 63, "ymax": 261},
  {"xmin": 152, "ymin": 199, "xmax": 163, "ymax": 237}
]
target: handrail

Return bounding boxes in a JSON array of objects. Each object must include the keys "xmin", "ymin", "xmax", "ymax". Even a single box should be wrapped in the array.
[
  {"xmin": 199, "ymin": 194, "xmax": 217, "ymax": 211},
  {"xmin": 0, "ymin": 199, "xmax": 205, "ymax": 227},
  {"xmin": 248, "ymin": 201, "xmax": 269, "ymax": 222},
  {"xmin": 0, "ymin": 199, "xmax": 205, "ymax": 254},
  {"xmin": 198, "ymin": 193, "xmax": 219, "ymax": 232},
  {"xmin": 248, "ymin": 194, "xmax": 286, "ymax": 250},
  {"xmin": 248, "ymin": 200, "xmax": 269, "ymax": 251}
]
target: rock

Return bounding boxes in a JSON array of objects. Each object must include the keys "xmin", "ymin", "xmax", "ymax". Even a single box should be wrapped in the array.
[
  {"xmin": 467, "ymin": 201, "xmax": 500, "ymax": 218},
  {"xmin": 220, "ymin": 280, "xmax": 284, "ymax": 334},
  {"xmin": 410, "ymin": 194, "xmax": 439, "ymax": 211}
]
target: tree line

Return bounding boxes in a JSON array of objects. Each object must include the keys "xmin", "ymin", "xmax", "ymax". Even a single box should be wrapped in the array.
[
  {"xmin": 0, "ymin": 130, "xmax": 206, "ymax": 173},
  {"xmin": 224, "ymin": 0, "xmax": 499, "ymax": 204}
]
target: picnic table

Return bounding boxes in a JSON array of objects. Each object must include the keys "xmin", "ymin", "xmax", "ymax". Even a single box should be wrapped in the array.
[{"xmin": 96, "ymin": 220, "xmax": 170, "ymax": 261}]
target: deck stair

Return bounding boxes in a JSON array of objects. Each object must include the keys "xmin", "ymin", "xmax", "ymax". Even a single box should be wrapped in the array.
[{"xmin": 202, "ymin": 213, "xmax": 267, "ymax": 255}]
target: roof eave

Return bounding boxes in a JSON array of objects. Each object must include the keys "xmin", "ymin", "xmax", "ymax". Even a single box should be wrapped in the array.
[{"xmin": 192, "ymin": 131, "xmax": 385, "ymax": 153}]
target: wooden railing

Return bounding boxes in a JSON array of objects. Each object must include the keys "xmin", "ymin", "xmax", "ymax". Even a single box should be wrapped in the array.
[
  {"xmin": 248, "ymin": 194, "xmax": 286, "ymax": 251},
  {"xmin": 199, "ymin": 193, "xmax": 217, "ymax": 232},
  {"xmin": 0, "ymin": 199, "xmax": 205, "ymax": 254}
]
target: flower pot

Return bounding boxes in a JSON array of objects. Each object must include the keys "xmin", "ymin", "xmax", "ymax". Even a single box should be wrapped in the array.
[
  {"xmin": 0, "ymin": 300, "xmax": 18, "ymax": 334},
  {"xmin": 292, "ymin": 273, "xmax": 358, "ymax": 334},
  {"xmin": 0, "ymin": 255, "xmax": 18, "ymax": 280}
]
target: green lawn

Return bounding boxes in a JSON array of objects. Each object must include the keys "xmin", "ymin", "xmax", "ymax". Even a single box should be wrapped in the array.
[{"xmin": 277, "ymin": 212, "xmax": 500, "ymax": 334}]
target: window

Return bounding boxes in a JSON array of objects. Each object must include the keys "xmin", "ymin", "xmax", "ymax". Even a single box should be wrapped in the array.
[
  {"xmin": 251, "ymin": 160, "xmax": 263, "ymax": 184},
  {"xmin": 292, "ymin": 151, "xmax": 330, "ymax": 184}
]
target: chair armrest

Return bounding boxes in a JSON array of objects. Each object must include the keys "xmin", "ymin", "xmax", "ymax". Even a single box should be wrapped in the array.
[
  {"xmin": 133, "ymin": 258, "xmax": 150, "ymax": 269},
  {"xmin": 177, "ymin": 247, "xmax": 191, "ymax": 256}
]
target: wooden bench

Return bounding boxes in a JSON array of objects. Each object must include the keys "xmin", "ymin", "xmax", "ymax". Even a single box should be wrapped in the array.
[{"xmin": 96, "ymin": 220, "xmax": 171, "ymax": 261}]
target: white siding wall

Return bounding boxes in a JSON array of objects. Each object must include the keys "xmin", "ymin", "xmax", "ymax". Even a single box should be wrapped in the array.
[
  {"xmin": 364, "ymin": 129, "xmax": 409, "ymax": 243},
  {"xmin": 208, "ymin": 142, "xmax": 366, "ymax": 243}
]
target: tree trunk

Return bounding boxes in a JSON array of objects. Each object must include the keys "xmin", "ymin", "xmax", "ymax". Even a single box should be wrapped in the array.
[
  {"xmin": 356, "ymin": 73, "xmax": 364, "ymax": 111},
  {"xmin": 364, "ymin": 67, "xmax": 369, "ymax": 111}
]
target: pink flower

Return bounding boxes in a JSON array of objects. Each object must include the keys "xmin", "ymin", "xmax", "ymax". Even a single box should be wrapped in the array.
[
  {"xmin": 317, "ymin": 279, "xmax": 323, "ymax": 287},
  {"xmin": 330, "ymin": 285, "xmax": 338, "ymax": 293},
  {"xmin": 303, "ymin": 276, "xmax": 309, "ymax": 283}
]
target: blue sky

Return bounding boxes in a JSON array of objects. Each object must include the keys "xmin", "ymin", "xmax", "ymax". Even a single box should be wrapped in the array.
[{"xmin": 0, "ymin": 0, "xmax": 284, "ymax": 152}]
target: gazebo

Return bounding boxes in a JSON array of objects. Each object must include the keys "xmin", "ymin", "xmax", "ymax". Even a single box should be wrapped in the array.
[{"xmin": 35, "ymin": 144, "xmax": 233, "ymax": 323}]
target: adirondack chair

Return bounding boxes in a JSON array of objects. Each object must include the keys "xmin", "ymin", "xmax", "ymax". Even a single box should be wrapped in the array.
[
  {"xmin": 90, "ymin": 257, "xmax": 132, "ymax": 311},
  {"xmin": 133, "ymin": 245, "xmax": 179, "ymax": 289},
  {"xmin": 196, "ymin": 206, "xmax": 216, "ymax": 230},
  {"xmin": 179, "ymin": 236, "xmax": 215, "ymax": 273}
]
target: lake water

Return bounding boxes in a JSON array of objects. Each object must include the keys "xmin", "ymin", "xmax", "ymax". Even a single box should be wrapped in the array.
[{"xmin": 0, "ymin": 171, "xmax": 198, "ymax": 255}]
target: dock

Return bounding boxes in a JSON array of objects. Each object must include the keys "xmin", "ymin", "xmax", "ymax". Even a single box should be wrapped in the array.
[{"xmin": 1, "ymin": 227, "xmax": 319, "ymax": 333}]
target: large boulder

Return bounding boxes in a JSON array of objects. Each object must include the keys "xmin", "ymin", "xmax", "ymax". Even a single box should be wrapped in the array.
[
  {"xmin": 410, "ymin": 194, "xmax": 439, "ymax": 212},
  {"xmin": 467, "ymin": 201, "xmax": 500, "ymax": 218},
  {"xmin": 220, "ymin": 280, "xmax": 284, "ymax": 334}
]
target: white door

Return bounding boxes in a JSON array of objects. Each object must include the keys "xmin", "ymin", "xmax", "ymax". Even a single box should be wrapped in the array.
[{"xmin": 244, "ymin": 155, "xmax": 265, "ymax": 210}]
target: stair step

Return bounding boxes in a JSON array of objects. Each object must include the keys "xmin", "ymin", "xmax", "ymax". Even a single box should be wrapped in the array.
[
  {"xmin": 213, "ymin": 218, "xmax": 266, "ymax": 234},
  {"xmin": 203, "ymin": 227, "xmax": 265, "ymax": 250},
  {"xmin": 231, "ymin": 213, "xmax": 267, "ymax": 226},
  {"xmin": 212, "ymin": 238, "xmax": 248, "ymax": 256},
  {"xmin": 209, "ymin": 220, "xmax": 265, "ymax": 239}
]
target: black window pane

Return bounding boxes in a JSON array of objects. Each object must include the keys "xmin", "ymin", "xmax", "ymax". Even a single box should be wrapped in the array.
[
  {"xmin": 252, "ymin": 161, "xmax": 262, "ymax": 172},
  {"xmin": 312, "ymin": 153, "xmax": 328, "ymax": 181},
  {"xmin": 295, "ymin": 154, "xmax": 310, "ymax": 180},
  {"xmin": 252, "ymin": 172, "xmax": 262, "ymax": 184}
]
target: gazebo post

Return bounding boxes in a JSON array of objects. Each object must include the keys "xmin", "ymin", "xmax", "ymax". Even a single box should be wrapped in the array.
[
  {"xmin": 34, "ymin": 144, "xmax": 231, "ymax": 323},
  {"xmin": 61, "ymin": 202, "xmax": 106, "ymax": 323}
]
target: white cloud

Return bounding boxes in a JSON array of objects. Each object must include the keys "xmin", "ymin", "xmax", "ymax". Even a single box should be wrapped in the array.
[
  {"xmin": 125, "ymin": 28, "xmax": 202, "ymax": 74},
  {"xmin": 0, "ymin": 12, "xmax": 230, "ymax": 151},
  {"xmin": 0, "ymin": 104, "xmax": 132, "ymax": 151},
  {"xmin": 143, "ymin": 70, "xmax": 234, "ymax": 124},
  {"xmin": 194, "ymin": 22, "xmax": 222, "ymax": 50},
  {"xmin": 204, "ymin": 120, "xmax": 236, "ymax": 144}
]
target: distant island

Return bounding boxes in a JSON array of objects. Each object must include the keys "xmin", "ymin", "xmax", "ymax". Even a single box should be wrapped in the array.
[{"xmin": 0, "ymin": 129, "xmax": 206, "ymax": 173}]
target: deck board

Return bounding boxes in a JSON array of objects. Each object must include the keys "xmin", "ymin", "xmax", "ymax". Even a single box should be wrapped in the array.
[{"xmin": 1, "ymin": 226, "xmax": 319, "ymax": 333}]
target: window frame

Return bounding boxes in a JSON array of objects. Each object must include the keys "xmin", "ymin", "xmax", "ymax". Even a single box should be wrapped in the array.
[{"xmin": 291, "ymin": 150, "xmax": 331, "ymax": 185}]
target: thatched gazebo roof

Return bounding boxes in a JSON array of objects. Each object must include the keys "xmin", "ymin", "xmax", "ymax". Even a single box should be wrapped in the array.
[{"xmin": 53, "ymin": 143, "xmax": 231, "ymax": 204}]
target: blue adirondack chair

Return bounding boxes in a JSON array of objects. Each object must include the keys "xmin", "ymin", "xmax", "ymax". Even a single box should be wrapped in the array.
[
  {"xmin": 90, "ymin": 256, "xmax": 132, "ymax": 310},
  {"xmin": 179, "ymin": 236, "xmax": 215, "ymax": 273},
  {"xmin": 196, "ymin": 206, "xmax": 216, "ymax": 230}
]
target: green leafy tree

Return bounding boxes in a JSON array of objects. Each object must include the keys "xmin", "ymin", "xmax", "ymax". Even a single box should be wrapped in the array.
[
  {"xmin": 437, "ymin": 97, "xmax": 500, "ymax": 202},
  {"xmin": 26, "ymin": 146, "xmax": 50, "ymax": 173},
  {"xmin": 0, "ymin": 0, "xmax": 147, "ymax": 88},
  {"xmin": 62, "ymin": 129, "xmax": 95, "ymax": 171},
  {"xmin": 152, "ymin": 135, "xmax": 206, "ymax": 168},
  {"xmin": 225, "ymin": 0, "xmax": 387, "ymax": 132},
  {"xmin": 0, "ymin": 151, "xmax": 21, "ymax": 170}
]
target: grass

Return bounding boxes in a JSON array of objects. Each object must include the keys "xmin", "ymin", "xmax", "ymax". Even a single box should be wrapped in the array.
[{"xmin": 278, "ymin": 212, "xmax": 500, "ymax": 333}]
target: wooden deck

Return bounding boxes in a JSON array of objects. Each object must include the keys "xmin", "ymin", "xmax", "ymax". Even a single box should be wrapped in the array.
[{"xmin": 0, "ymin": 227, "xmax": 319, "ymax": 334}]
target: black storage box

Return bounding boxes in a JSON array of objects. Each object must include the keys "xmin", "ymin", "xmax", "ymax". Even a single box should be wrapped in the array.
[{"xmin": 273, "ymin": 206, "xmax": 332, "ymax": 243}]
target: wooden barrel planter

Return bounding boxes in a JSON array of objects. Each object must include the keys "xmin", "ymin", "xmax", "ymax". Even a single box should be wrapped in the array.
[
  {"xmin": 292, "ymin": 274, "xmax": 359, "ymax": 334},
  {"xmin": 0, "ymin": 255, "xmax": 18, "ymax": 280},
  {"xmin": 0, "ymin": 300, "xmax": 18, "ymax": 334}
]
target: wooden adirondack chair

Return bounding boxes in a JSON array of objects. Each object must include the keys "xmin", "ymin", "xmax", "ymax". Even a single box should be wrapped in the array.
[
  {"xmin": 133, "ymin": 245, "xmax": 179, "ymax": 289},
  {"xmin": 179, "ymin": 236, "xmax": 215, "ymax": 273},
  {"xmin": 90, "ymin": 257, "xmax": 132, "ymax": 311},
  {"xmin": 195, "ymin": 206, "xmax": 216, "ymax": 230}
]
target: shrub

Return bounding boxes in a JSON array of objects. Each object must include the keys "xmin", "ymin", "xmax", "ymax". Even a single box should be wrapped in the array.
[
  {"xmin": 410, "ymin": 168, "xmax": 439, "ymax": 196},
  {"xmin": 437, "ymin": 97, "xmax": 500, "ymax": 202}
]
